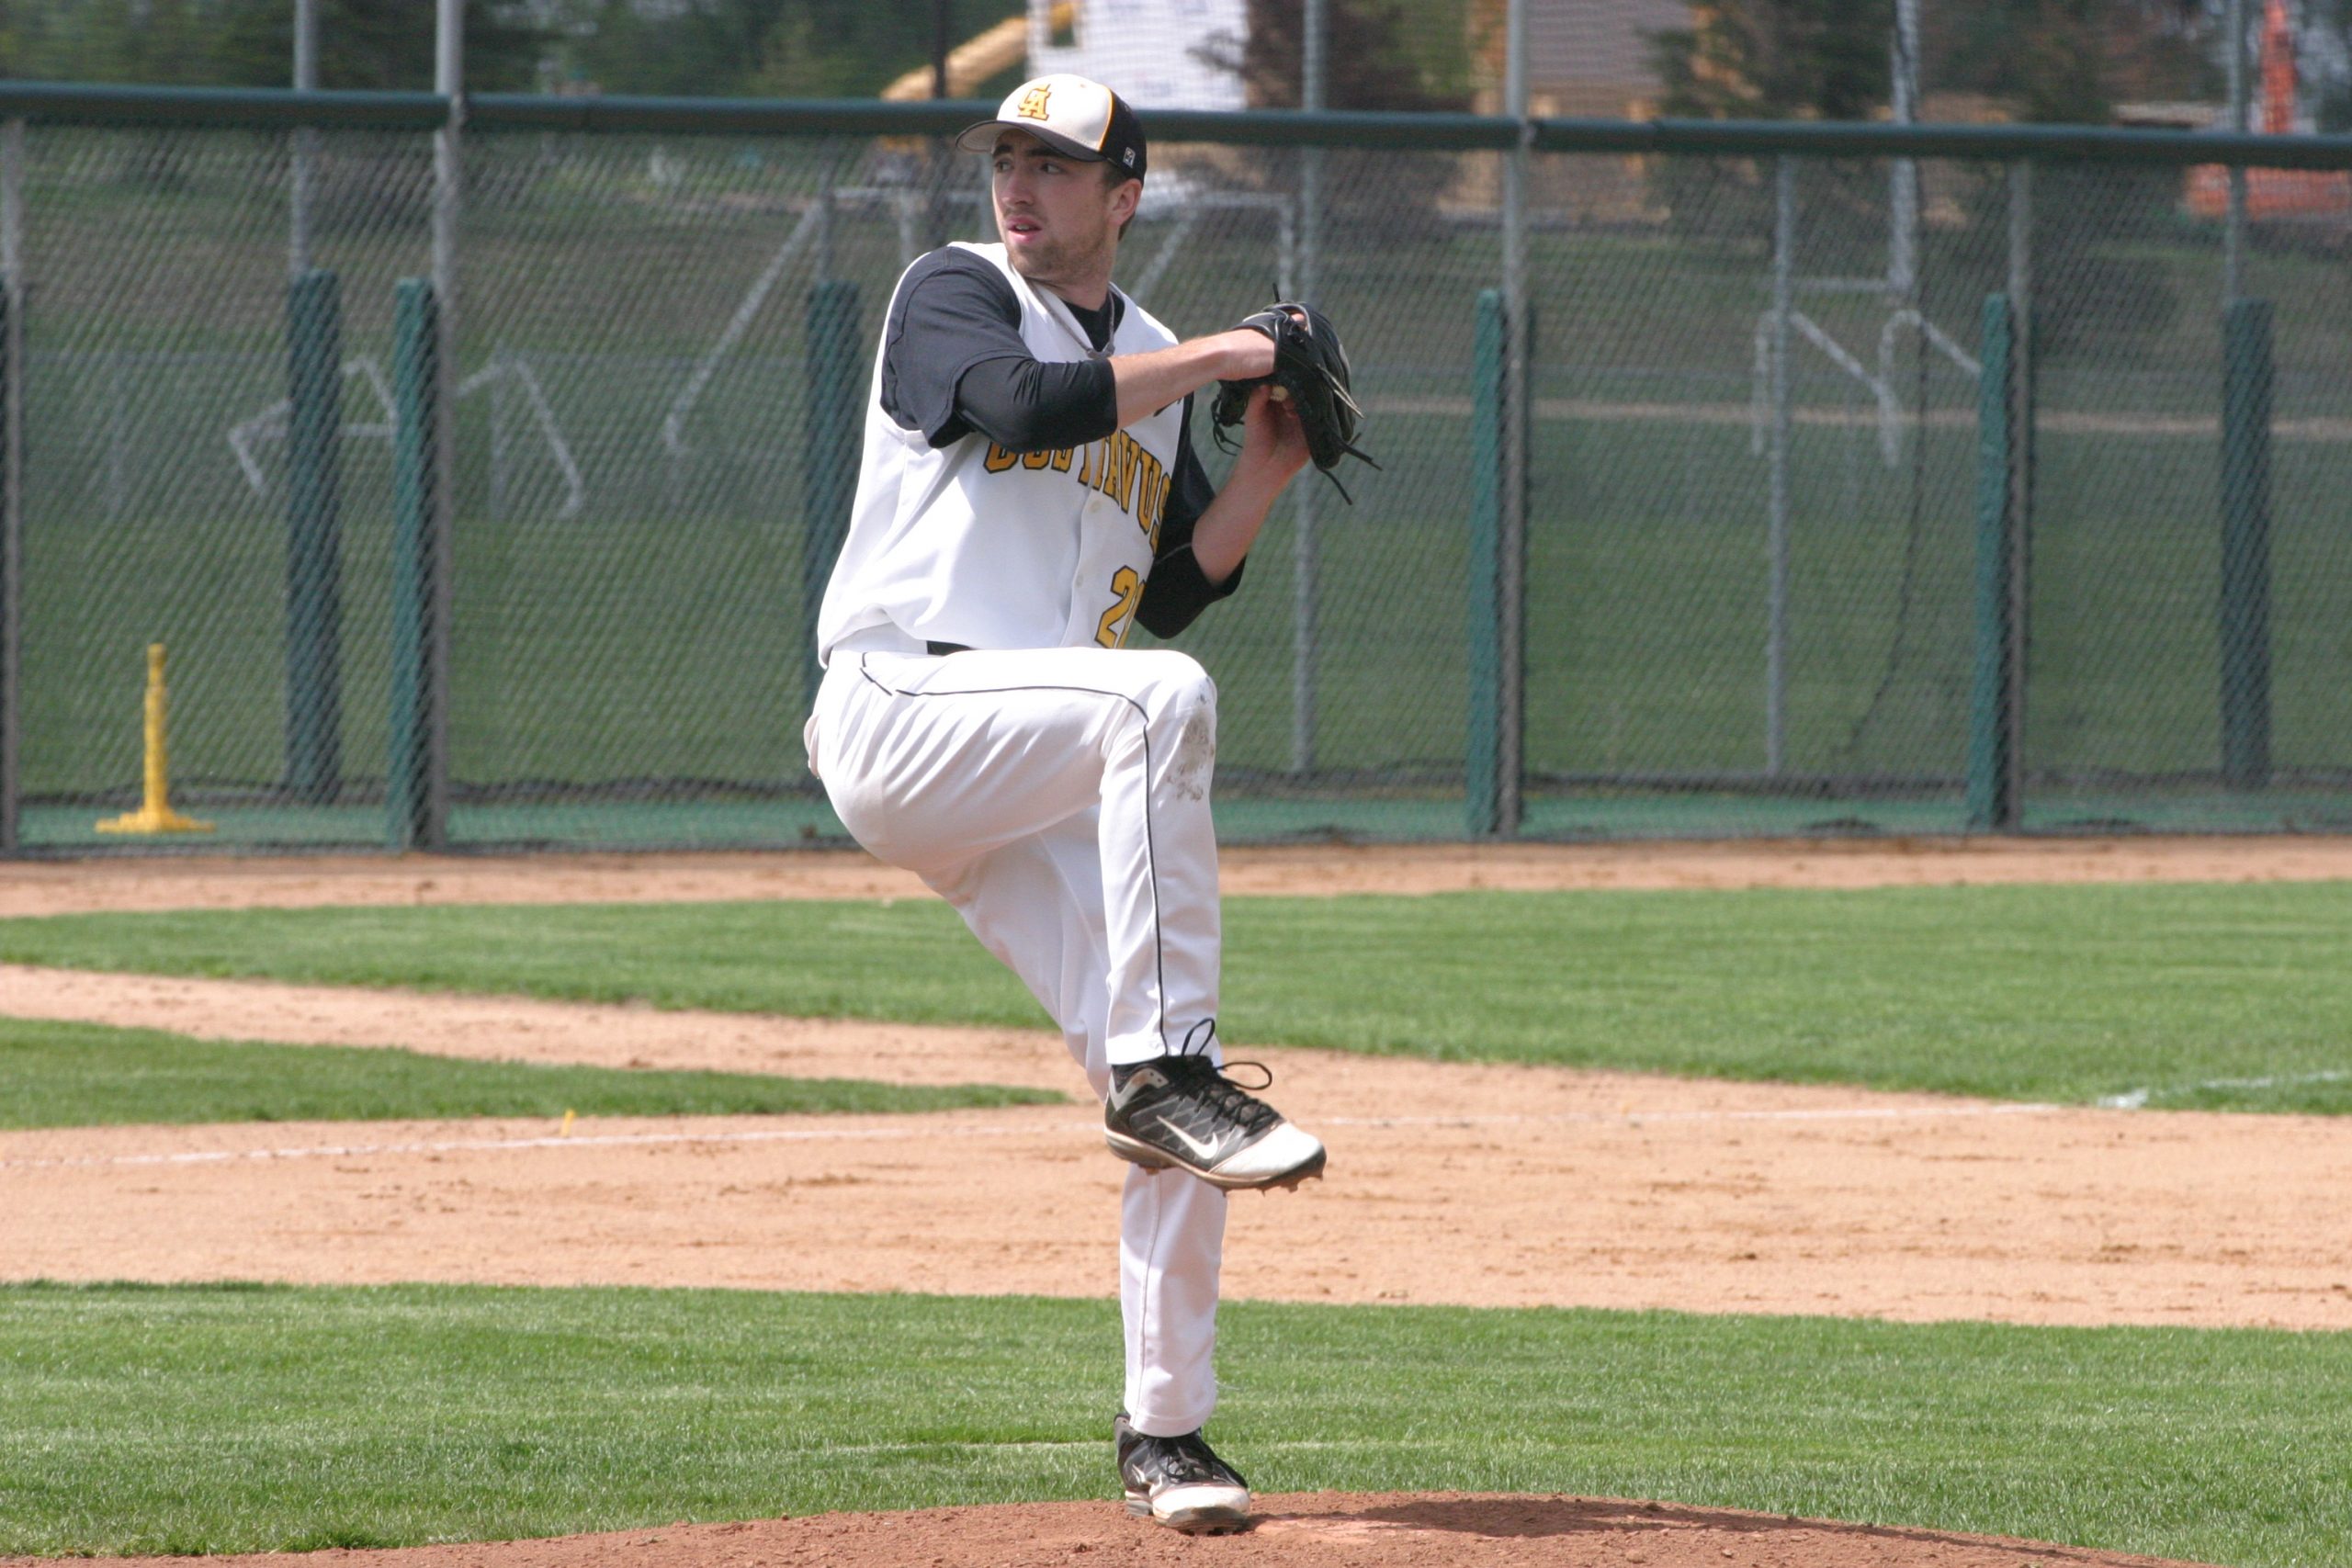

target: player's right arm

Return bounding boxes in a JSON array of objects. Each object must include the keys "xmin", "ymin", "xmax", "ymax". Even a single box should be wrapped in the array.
[
  {"xmin": 889, "ymin": 251, "xmax": 1276, "ymax": 448},
  {"xmin": 886, "ymin": 251, "xmax": 1117, "ymax": 452},
  {"xmin": 1107, "ymin": 333, "xmax": 1276, "ymax": 428}
]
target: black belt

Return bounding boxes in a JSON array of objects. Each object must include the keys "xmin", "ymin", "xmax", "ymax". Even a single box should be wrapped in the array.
[{"xmin": 926, "ymin": 641, "xmax": 971, "ymax": 656}]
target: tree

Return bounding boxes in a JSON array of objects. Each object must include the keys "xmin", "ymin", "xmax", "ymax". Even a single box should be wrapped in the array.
[
  {"xmin": 0, "ymin": 0, "xmax": 546, "ymax": 91},
  {"xmin": 1201, "ymin": 0, "xmax": 1473, "ymax": 112},
  {"xmin": 1182, "ymin": 0, "xmax": 1471, "ymax": 233},
  {"xmin": 1648, "ymin": 0, "xmax": 2208, "ymax": 127},
  {"xmin": 1927, "ymin": 0, "xmax": 2206, "ymax": 124},
  {"xmin": 537, "ymin": 0, "xmax": 1037, "ymax": 100},
  {"xmin": 2311, "ymin": 0, "xmax": 2352, "ymax": 131},
  {"xmin": 1649, "ymin": 0, "xmax": 1895, "ymax": 121}
]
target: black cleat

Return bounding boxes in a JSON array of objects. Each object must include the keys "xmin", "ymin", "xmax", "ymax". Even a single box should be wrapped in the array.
[
  {"xmin": 1103, "ymin": 1053, "xmax": 1326, "ymax": 1191},
  {"xmin": 1115, "ymin": 1414, "xmax": 1252, "ymax": 1534}
]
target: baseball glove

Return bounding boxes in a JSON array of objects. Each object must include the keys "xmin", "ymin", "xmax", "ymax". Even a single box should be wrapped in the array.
[{"xmin": 1210, "ymin": 301, "xmax": 1380, "ymax": 503}]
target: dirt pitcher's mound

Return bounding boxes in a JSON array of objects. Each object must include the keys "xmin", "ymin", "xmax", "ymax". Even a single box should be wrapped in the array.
[{"xmin": 7, "ymin": 1494, "xmax": 2211, "ymax": 1568}]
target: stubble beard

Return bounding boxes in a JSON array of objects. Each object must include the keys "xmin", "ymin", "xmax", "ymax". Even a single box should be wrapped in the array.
[{"xmin": 1004, "ymin": 217, "xmax": 1116, "ymax": 300}]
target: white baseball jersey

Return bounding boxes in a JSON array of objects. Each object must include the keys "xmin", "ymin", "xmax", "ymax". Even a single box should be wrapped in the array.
[
  {"xmin": 805, "ymin": 237, "xmax": 1247, "ymax": 1443},
  {"xmin": 817, "ymin": 241, "xmax": 1188, "ymax": 661}
]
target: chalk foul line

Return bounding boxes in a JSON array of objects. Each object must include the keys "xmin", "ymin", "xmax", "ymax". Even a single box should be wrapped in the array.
[
  {"xmin": 2, "ymin": 1100, "xmax": 2064, "ymax": 1172},
  {"xmin": 2098, "ymin": 1069, "xmax": 2352, "ymax": 1110}
]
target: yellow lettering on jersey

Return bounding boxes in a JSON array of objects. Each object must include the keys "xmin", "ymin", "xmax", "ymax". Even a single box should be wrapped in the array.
[
  {"xmin": 1065, "ymin": 436, "xmax": 1163, "ymax": 536},
  {"xmin": 1051, "ymin": 446, "xmax": 1073, "ymax": 472},
  {"xmin": 1022, "ymin": 448, "xmax": 1051, "ymax": 470},
  {"xmin": 1094, "ymin": 565, "xmax": 1144, "ymax": 649},
  {"xmin": 1017, "ymin": 84, "xmax": 1053, "ymax": 121},
  {"xmin": 985, "ymin": 445, "xmax": 1019, "ymax": 474},
  {"xmin": 1137, "ymin": 463, "xmax": 1166, "ymax": 548},
  {"xmin": 1124, "ymin": 444, "xmax": 1152, "ymax": 517}
]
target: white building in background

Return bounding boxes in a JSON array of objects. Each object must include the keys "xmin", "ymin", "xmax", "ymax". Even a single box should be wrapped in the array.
[
  {"xmin": 1478, "ymin": 0, "xmax": 1690, "ymax": 119},
  {"xmin": 1015, "ymin": 0, "xmax": 1689, "ymax": 118},
  {"xmin": 1024, "ymin": 0, "xmax": 1249, "ymax": 109}
]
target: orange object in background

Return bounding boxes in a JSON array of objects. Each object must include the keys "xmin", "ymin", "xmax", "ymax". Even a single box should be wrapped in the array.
[
  {"xmin": 2186, "ymin": 0, "xmax": 2352, "ymax": 220},
  {"xmin": 2262, "ymin": 0, "xmax": 2297, "ymax": 134}
]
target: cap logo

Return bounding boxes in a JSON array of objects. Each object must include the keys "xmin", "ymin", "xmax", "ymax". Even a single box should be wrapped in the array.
[{"xmin": 1016, "ymin": 84, "xmax": 1054, "ymax": 121}]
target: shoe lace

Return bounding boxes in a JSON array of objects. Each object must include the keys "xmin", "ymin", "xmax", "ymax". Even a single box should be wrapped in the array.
[
  {"xmin": 1164, "ymin": 1051, "xmax": 1281, "ymax": 1134},
  {"xmin": 1159, "ymin": 1429, "xmax": 1245, "ymax": 1488}
]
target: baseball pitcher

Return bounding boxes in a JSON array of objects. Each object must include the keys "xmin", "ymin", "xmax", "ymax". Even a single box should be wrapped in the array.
[{"xmin": 804, "ymin": 73, "xmax": 1360, "ymax": 1534}]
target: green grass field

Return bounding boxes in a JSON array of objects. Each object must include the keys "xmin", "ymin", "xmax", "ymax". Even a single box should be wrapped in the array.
[
  {"xmin": 6, "ymin": 882, "xmax": 2352, "ymax": 1562},
  {"xmin": 5, "ymin": 881, "xmax": 2350, "ymax": 1111},
  {"xmin": 0, "ymin": 1016, "xmax": 1058, "ymax": 1130},
  {"xmin": 1, "ymin": 1282, "xmax": 2346, "ymax": 1564}
]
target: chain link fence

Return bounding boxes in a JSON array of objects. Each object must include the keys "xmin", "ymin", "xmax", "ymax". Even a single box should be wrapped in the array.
[{"xmin": 1, "ymin": 93, "xmax": 2348, "ymax": 851}]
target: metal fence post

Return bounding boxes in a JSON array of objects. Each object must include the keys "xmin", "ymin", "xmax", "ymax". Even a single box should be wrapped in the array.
[
  {"xmin": 1889, "ymin": 0, "xmax": 1920, "ymax": 298},
  {"xmin": 390, "ymin": 278, "xmax": 440, "ymax": 850},
  {"xmin": 2006, "ymin": 160, "xmax": 2034, "ymax": 824},
  {"xmin": 425, "ymin": 0, "xmax": 462, "ymax": 849},
  {"xmin": 1497, "ymin": 0, "xmax": 1529, "ymax": 834},
  {"xmin": 1467, "ymin": 288, "xmax": 1507, "ymax": 836},
  {"xmin": 2224, "ymin": 0, "xmax": 2248, "ymax": 304},
  {"xmin": 290, "ymin": 0, "xmax": 318, "ymax": 276},
  {"xmin": 1467, "ymin": 287, "xmax": 1532, "ymax": 839},
  {"xmin": 802, "ymin": 279, "xmax": 861, "ymax": 710},
  {"xmin": 1767, "ymin": 155, "xmax": 1794, "ymax": 778},
  {"xmin": 0, "ymin": 118, "xmax": 21, "ymax": 854},
  {"xmin": 286, "ymin": 267, "xmax": 345, "ymax": 804},
  {"xmin": 1969, "ymin": 292, "xmax": 2022, "ymax": 830},
  {"xmin": 1287, "ymin": 355, "xmax": 1320, "ymax": 775},
  {"xmin": 1290, "ymin": 0, "xmax": 1328, "ymax": 779},
  {"xmin": 2220, "ymin": 296, "xmax": 2273, "ymax": 790}
]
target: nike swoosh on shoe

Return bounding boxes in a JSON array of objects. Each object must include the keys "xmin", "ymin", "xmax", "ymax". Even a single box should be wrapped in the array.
[{"xmin": 1150, "ymin": 1117, "xmax": 1238, "ymax": 1164}]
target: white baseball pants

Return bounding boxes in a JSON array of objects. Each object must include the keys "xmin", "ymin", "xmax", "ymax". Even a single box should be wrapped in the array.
[{"xmin": 808, "ymin": 637, "xmax": 1229, "ymax": 1437}]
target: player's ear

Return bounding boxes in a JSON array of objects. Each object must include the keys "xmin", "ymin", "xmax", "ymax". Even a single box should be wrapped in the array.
[{"xmin": 1108, "ymin": 176, "xmax": 1142, "ymax": 228}]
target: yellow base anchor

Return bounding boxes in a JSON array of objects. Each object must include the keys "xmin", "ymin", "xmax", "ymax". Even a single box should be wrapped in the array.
[{"xmin": 96, "ymin": 643, "xmax": 213, "ymax": 835}]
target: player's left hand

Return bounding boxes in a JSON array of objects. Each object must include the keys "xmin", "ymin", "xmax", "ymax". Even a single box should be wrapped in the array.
[{"xmin": 1207, "ymin": 300, "xmax": 1380, "ymax": 503}]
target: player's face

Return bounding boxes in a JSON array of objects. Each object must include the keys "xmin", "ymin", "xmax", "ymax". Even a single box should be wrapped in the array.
[{"xmin": 990, "ymin": 130, "xmax": 1137, "ymax": 303}]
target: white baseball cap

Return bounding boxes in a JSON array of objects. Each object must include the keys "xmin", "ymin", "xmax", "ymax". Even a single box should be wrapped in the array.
[{"xmin": 956, "ymin": 73, "xmax": 1148, "ymax": 181}]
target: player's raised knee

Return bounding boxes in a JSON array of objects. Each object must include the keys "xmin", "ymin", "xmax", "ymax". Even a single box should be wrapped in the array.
[{"xmin": 1129, "ymin": 649, "xmax": 1216, "ymax": 715}]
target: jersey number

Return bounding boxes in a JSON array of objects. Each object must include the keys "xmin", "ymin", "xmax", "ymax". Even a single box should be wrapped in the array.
[{"xmin": 1094, "ymin": 566, "xmax": 1143, "ymax": 649}]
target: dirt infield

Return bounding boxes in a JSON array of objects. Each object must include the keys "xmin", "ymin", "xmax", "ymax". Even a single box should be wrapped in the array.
[
  {"xmin": 8, "ymin": 966, "xmax": 2351, "ymax": 1327},
  {"xmin": 6, "ymin": 836, "xmax": 2347, "ymax": 1568},
  {"xmin": 0, "ymin": 1494, "xmax": 2214, "ymax": 1568}
]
